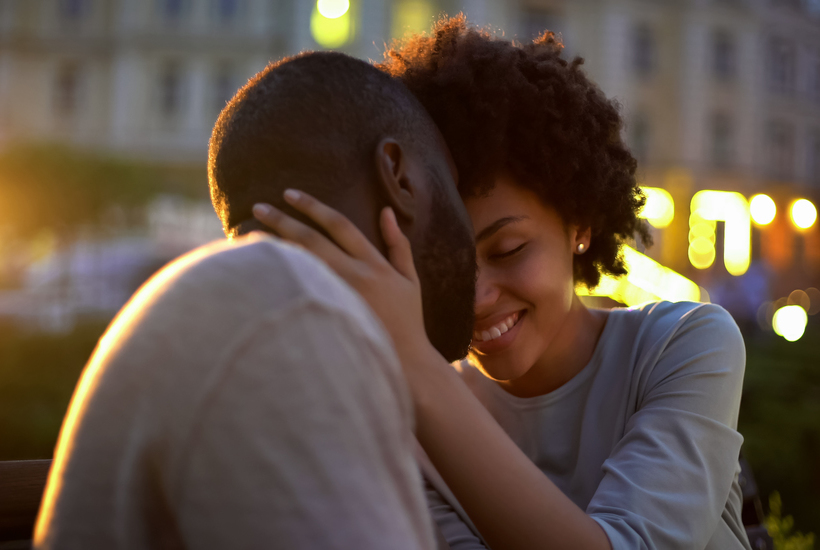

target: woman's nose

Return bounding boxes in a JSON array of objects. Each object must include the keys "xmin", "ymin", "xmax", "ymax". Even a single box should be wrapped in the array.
[{"xmin": 474, "ymin": 268, "xmax": 501, "ymax": 312}]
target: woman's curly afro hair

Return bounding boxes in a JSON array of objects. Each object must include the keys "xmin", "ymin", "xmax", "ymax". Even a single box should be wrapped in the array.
[{"xmin": 378, "ymin": 15, "xmax": 651, "ymax": 288}]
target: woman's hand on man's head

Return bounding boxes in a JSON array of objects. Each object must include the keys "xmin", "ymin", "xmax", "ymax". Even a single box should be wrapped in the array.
[{"xmin": 252, "ymin": 190, "xmax": 440, "ymax": 369}]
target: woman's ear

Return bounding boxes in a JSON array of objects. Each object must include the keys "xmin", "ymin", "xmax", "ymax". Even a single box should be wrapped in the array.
[
  {"xmin": 572, "ymin": 226, "xmax": 592, "ymax": 255},
  {"xmin": 374, "ymin": 138, "xmax": 415, "ymax": 223}
]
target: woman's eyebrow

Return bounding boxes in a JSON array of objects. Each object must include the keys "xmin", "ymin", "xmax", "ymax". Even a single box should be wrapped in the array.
[{"xmin": 476, "ymin": 215, "xmax": 529, "ymax": 243}]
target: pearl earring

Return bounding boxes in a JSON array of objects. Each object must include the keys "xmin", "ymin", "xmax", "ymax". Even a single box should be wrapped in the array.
[{"xmin": 576, "ymin": 243, "xmax": 586, "ymax": 254}]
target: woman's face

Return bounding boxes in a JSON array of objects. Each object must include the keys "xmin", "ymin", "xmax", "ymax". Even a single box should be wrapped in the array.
[{"xmin": 464, "ymin": 175, "xmax": 580, "ymax": 381}]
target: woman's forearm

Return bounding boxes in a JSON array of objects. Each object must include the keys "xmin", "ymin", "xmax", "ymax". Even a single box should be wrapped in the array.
[{"xmin": 404, "ymin": 347, "xmax": 611, "ymax": 550}]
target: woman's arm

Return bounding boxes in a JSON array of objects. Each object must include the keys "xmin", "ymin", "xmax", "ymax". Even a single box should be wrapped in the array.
[
  {"xmin": 584, "ymin": 303, "xmax": 747, "ymax": 549},
  {"xmin": 406, "ymin": 345, "xmax": 611, "ymax": 550}
]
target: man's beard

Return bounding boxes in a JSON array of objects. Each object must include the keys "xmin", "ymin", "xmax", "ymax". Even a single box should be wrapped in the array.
[{"xmin": 414, "ymin": 180, "xmax": 476, "ymax": 363}]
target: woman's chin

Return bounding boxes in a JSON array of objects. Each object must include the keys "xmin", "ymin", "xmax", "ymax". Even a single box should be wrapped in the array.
[{"xmin": 472, "ymin": 357, "xmax": 530, "ymax": 383}]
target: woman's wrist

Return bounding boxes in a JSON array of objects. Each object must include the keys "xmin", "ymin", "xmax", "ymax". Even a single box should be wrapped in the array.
[{"xmin": 392, "ymin": 339, "xmax": 454, "ymax": 407}]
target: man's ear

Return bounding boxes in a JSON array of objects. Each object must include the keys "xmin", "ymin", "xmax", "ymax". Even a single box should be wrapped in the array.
[{"xmin": 374, "ymin": 138, "xmax": 415, "ymax": 223}]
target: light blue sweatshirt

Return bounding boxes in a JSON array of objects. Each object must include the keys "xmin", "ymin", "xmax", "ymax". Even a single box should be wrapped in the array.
[{"xmin": 424, "ymin": 301, "xmax": 752, "ymax": 550}]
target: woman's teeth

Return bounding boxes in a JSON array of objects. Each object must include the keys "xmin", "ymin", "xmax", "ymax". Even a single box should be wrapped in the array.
[{"xmin": 473, "ymin": 312, "xmax": 520, "ymax": 343}]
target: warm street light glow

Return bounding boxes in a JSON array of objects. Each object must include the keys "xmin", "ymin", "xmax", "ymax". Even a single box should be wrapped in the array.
[
  {"xmin": 393, "ymin": 0, "xmax": 434, "ymax": 36},
  {"xmin": 317, "ymin": 0, "xmax": 349, "ymax": 18},
  {"xmin": 790, "ymin": 199, "xmax": 817, "ymax": 230},
  {"xmin": 772, "ymin": 305, "xmax": 808, "ymax": 342},
  {"xmin": 688, "ymin": 213, "xmax": 717, "ymax": 269},
  {"xmin": 578, "ymin": 245, "xmax": 704, "ymax": 305},
  {"xmin": 689, "ymin": 191, "xmax": 751, "ymax": 276},
  {"xmin": 750, "ymin": 194, "xmax": 776, "ymax": 225},
  {"xmin": 311, "ymin": 1, "xmax": 351, "ymax": 47},
  {"xmin": 640, "ymin": 186, "xmax": 675, "ymax": 228}
]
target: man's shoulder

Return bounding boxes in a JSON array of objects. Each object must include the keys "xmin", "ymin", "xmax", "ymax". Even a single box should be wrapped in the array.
[{"xmin": 152, "ymin": 232, "xmax": 369, "ymax": 317}]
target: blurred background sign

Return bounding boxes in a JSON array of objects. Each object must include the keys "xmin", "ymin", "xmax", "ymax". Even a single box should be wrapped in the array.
[{"xmin": 0, "ymin": 0, "xmax": 818, "ymax": 540}]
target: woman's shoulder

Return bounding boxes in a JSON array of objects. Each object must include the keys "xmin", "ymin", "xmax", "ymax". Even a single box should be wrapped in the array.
[
  {"xmin": 610, "ymin": 300, "xmax": 741, "ymax": 346},
  {"xmin": 606, "ymin": 300, "xmax": 745, "ymax": 385}
]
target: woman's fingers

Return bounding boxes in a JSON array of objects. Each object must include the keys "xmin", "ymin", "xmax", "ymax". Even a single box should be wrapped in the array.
[
  {"xmin": 252, "ymin": 202, "xmax": 358, "ymax": 278},
  {"xmin": 282, "ymin": 189, "xmax": 382, "ymax": 263},
  {"xmin": 380, "ymin": 207, "xmax": 419, "ymax": 284}
]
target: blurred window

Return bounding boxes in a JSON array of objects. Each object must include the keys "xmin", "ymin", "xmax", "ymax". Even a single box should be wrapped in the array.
[
  {"xmin": 519, "ymin": 8, "xmax": 565, "ymax": 44},
  {"xmin": 159, "ymin": 0, "xmax": 186, "ymax": 23},
  {"xmin": 712, "ymin": 29, "xmax": 736, "ymax": 80},
  {"xmin": 54, "ymin": 61, "xmax": 81, "ymax": 118},
  {"xmin": 158, "ymin": 61, "xmax": 183, "ymax": 118},
  {"xmin": 710, "ymin": 112, "xmax": 735, "ymax": 168},
  {"xmin": 808, "ymin": 129, "xmax": 820, "ymax": 186},
  {"xmin": 806, "ymin": 0, "xmax": 820, "ymax": 15},
  {"xmin": 632, "ymin": 23, "xmax": 655, "ymax": 77},
  {"xmin": 810, "ymin": 52, "xmax": 820, "ymax": 102},
  {"xmin": 630, "ymin": 113, "xmax": 650, "ymax": 163},
  {"xmin": 765, "ymin": 121, "xmax": 795, "ymax": 179},
  {"xmin": 213, "ymin": 63, "xmax": 236, "ymax": 116},
  {"xmin": 213, "ymin": 0, "xmax": 241, "ymax": 24},
  {"xmin": 58, "ymin": 0, "xmax": 88, "ymax": 23},
  {"xmin": 768, "ymin": 36, "xmax": 796, "ymax": 94}
]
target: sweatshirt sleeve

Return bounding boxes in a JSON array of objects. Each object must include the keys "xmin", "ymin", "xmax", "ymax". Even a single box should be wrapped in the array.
[
  {"xmin": 587, "ymin": 303, "xmax": 748, "ymax": 550},
  {"xmin": 173, "ymin": 301, "xmax": 435, "ymax": 550}
]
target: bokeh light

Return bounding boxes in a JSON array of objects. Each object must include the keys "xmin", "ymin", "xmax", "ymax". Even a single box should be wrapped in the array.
[
  {"xmin": 311, "ymin": 1, "xmax": 351, "ymax": 48},
  {"xmin": 317, "ymin": 0, "xmax": 349, "ymax": 18},
  {"xmin": 749, "ymin": 194, "xmax": 776, "ymax": 225},
  {"xmin": 807, "ymin": 287, "xmax": 820, "ymax": 315},
  {"xmin": 788, "ymin": 289, "xmax": 811, "ymax": 310},
  {"xmin": 392, "ymin": 0, "xmax": 434, "ymax": 36},
  {"xmin": 640, "ymin": 186, "xmax": 675, "ymax": 228},
  {"xmin": 790, "ymin": 199, "xmax": 817, "ymax": 230},
  {"xmin": 772, "ymin": 305, "xmax": 808, "ymax": 342},
  {"xmin": 578, "ymin": 245, "xmax": 703, "ymax": 306},
  {"xmin": 689, "ymin": 191, "xmax": 751, "ymax": 276}
]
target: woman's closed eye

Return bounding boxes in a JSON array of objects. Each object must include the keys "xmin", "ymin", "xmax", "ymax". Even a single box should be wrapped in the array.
[{"xmin": 490, "ymin": 242, "xmax": 527, "ymax": 260}]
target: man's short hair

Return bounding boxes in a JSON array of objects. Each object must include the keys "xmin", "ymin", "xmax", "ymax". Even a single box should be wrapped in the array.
[{"xmin": 208, "ymin": 51, "xmax": 441, "ymax": 237}]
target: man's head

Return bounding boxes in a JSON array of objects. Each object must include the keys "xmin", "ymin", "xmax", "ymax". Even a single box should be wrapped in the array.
[{"xmin": 208, "ymin": 51, "xmax": 475, "ymax": 361}]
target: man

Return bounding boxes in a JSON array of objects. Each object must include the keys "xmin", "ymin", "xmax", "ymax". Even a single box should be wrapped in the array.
[{"xmin": 34, "ymin": 52, "xmax": 476, "ymax": 549}]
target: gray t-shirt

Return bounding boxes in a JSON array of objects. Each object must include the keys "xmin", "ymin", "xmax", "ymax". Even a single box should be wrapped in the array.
[
  {"xmin": 429, "ymin": 301, "xmax": 752, "ymax": 550},
  {"xmin": 35, "ymin": 233, "xmax": 435, "ymax": 550}
]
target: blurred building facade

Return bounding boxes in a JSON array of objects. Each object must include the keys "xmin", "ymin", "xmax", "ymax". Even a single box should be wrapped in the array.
[
  {"xmin": 0, "ymin": 0, "xmax": 818, "ymax": 330},
  {"xmin": 2, "ymin": 0, "xmax": 819, "ymax": 185}
]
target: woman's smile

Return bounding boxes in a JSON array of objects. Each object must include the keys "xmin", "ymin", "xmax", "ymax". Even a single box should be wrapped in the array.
[{"xmin": 471, "ymin": 309, "xmax": 526, "ymax": 354}]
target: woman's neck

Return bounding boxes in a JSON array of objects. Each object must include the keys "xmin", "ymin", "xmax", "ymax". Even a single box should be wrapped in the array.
[{"xmin": 496, "ymin": 295, "xmax": 609, "ymax": 398}]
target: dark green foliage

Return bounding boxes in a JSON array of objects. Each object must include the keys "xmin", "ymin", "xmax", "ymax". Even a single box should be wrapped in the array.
[
  {"xmin": 0, "ymin": 321, "xmax": 109, "ymax": 460},
  {"xmin": 740, "ymin": 322, "xmax": 820, "ymax": 538},
  {"xmin": 766, "ymin": 492, "xmax": 815, "ymax": 550}
]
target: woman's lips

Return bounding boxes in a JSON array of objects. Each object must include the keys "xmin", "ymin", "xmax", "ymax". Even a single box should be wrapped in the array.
[{"xmin": 471, "ymin": 310, "xmax": 526, "ymax": 354}]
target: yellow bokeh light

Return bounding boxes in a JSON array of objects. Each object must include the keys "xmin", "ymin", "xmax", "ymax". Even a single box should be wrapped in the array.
[
  {"xmin": 749, "ymin": 194, "xmax": 776, "ymax": 225},
  {"xmin": 689, "ymin": 236, "xmax": 715, "ymax": 255},
  {"xmin": 688, "ymin": 242, "xmax": 716, "ymax": 269},
  {"xmin": 577, "ymin": 245, "xmax": 704, "ymax": 306},
  {"xmin": 639, "ymin": 187, "xmax": 675, "ymax": 228},
  {"xmin": 392, "ymin": 0, "xmax": 434, "ymax": 37},
  {"xmin": 790, "ymin": 199, "xmax": 817, "ymax": 230},
  {"xmin": 317, "ymin": 0, "xmax": 349, "ymax": 19},
  {"xmin": 689, "ymin": 191, "xmax": 751, "ymax": 276},
  {"xmin": 772, "ymin": 305, "xmax": 808, "ymax": 342},
  {"xmin": 311, "ymin": 3, "xmax": 351, "ymax": 48}
]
